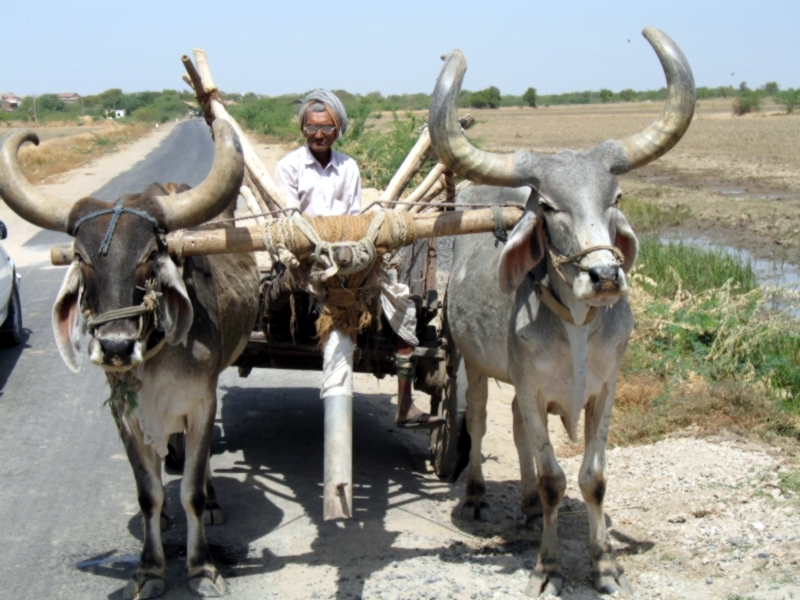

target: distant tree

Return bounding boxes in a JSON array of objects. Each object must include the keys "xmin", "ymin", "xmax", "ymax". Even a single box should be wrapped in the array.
[
  {"xmin": 38, "ymin": 94, "xmax": 65, "ymax": 112},
  {"xmin": 522, "ymin": 87, "xmax": 537, "ymax": 108},
  {"xmin": 599, "ymin": 89, "xmax": 613, "ymax": 103},
  {"xmin": 470, "ymin": 86, "xmax": 501, "ymax": 109},
  {"xmin": 619, "ymin": 88, "xmax": 636, "ymax": 102},
  {"xmin": 776, "ymin": 89, "xmax": 799, "ymax": 114},
  {"xmin": 764, "ymin": 82, "xmax": 780, "ymax": 96},
  {"xmin": 739, "ymin": 81, "xmax": 750, "ymax": 93}
]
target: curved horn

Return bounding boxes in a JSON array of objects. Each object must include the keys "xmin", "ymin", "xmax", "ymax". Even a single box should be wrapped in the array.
[
  {"xmin": 429, "ymin": 50, "xmax": 520, "ymax": 187},
  {"xmin": 153, "ymin": 119, "xmax": 244, "ymax": 231},
  {"xmin": 615, "ymin": 27, "xmax": 695, "ymax": 173},
  {"xmin": 0, "ymin": 130, "xmax": 72, "ymax": 233}
]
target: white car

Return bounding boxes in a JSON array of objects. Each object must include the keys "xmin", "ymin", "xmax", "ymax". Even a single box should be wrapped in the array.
[{"xmin": 0, "ymin": 221, "xmax": 23, "ymax": 346}]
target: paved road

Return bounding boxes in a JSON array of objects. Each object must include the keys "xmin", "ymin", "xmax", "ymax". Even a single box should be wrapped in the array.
[{"xmin": 0, "ymin": 120, "xmax": 443, "ymax": 599}]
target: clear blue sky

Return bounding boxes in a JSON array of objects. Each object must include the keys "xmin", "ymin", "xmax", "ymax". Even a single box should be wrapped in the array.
[{"xmin": 2, "ymin": 0, "xmax": 798, "ymax": 97}]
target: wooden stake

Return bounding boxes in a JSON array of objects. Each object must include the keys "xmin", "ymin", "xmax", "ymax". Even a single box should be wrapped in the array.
[{"xmin": 182, "ymin": 52, "xmax": 289, "ymax": 212}]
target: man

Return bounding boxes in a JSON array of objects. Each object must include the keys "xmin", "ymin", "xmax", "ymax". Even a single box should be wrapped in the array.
[{"xmin": 275, "ymin": 90, "xmax": 441, "ymax": 428}]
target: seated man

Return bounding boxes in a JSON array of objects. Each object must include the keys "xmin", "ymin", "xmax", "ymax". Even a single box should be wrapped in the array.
[{"xmin": 275, "ymin": 89, "xmax": 441, "ymax": 429}]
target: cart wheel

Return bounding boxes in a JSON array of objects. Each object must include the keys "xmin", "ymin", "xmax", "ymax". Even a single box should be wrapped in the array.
[{"xmin": 430, "ymin": 342, "xmax": 471, "ymax": 481}]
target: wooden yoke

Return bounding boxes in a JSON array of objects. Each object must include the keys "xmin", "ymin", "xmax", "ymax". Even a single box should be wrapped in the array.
[{"xmin": 50, "ymin": 207, "xmax": 522, "ymax": 265}]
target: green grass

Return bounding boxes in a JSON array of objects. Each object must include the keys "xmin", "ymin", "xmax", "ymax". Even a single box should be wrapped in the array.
[
  {"xmin": 636, "ymin": 238, "xmax": 758, "ymax": 296},
  {"xmin": 610, "ymin": 196, "xmax": 800, "ymax": 445}
]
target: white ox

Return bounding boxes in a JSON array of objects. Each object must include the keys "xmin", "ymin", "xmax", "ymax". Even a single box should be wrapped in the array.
[{"xmin": 429, "ymin": 28, "xmax": 695, "ymax": 596}]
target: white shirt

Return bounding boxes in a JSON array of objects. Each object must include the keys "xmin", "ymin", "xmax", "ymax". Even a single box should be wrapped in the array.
[{"xmin": 274, "ymin": 145, "xmax": 362, "ymax": 217}]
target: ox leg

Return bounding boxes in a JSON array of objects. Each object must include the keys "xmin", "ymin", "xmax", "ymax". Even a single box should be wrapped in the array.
[
  {"xmin": 204, "ymin": 454, "xmax": 224, "ymax": 526},
  {"xmin": 512, "ymin": 396, "xmax": 541, "ymax": 528},
  {"xmin": 110, "ymin": 405, "xmax": 167, "ymax": 599},
  {"xmin": 579, "ymin": 384, "xmax": 633, "ymax": 595},
  {"xmin": 183, "ymin": 398, "xmax": 229, "ymax": 597},
  {"xmin": 518, "ymin": 392, "xmax": 566, "ymax": 598},
  {"xmin": 461, "ymin": 362, "xmax": 491, "ymax": 522}
]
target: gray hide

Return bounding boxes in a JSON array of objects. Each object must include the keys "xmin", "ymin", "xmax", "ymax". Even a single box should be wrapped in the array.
[{"xmin": 431, "ymin": 27, "xmax": 695, "ymax": 598}]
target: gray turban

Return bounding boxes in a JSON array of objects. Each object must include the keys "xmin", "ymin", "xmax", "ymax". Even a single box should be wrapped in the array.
[{"xmin": 298, "ymin": 89, "xmax": 348, "ymax": 139}]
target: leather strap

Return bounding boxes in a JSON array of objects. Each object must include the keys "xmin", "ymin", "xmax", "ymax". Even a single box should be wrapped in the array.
[{"xmin": 536, "ymin": 282, "xmax": 599, "ymax": 326}]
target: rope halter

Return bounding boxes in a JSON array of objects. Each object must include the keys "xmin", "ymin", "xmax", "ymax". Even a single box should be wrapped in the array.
[
  {"xmin": 545, "ymin": 235, "xmax": 625, "ymax": 286},
  {"xmin": 84, "ymin": 279, "xmax": 163, "ymax": 344}
]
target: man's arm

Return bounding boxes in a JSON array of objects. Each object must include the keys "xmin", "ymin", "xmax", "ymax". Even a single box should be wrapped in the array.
[
  {"xmin": 274, "ymin": 157, "xmax": 302, "ymax": 211},
  {"xmin": 346, "ymin": 162, "xmax": 362, "ymax": 215}
]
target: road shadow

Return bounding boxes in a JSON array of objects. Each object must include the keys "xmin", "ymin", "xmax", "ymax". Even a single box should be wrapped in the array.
[
  {"xmin": 0, "ymin": 334, "xmax": 30, "ymax": 396},
  {"xmin": 210, "ymin": 384, "xmax": 456, "ymax": 599}
]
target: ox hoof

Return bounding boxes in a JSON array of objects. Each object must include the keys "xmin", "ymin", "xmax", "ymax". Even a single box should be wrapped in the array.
[
  {"xmin": 526, "ymin": 561, "xmax": 563, "ymax": 598},
  {"xmin": 461, "ymin": 500, "xmax": 492, "ymax": 523},
  {"xmin": 203, "ymin": 502, "xmax": 224, "ymax": 526},
  {"xmin": 188, "ymin": 568, "xmax": 230, "ymax": 597},
  {"xmin": 123, "ymin": 573, "xmax": 166, "ymax": 600},
  {"xmin": 594, "ymin": 568, "xmax": 633, "ymax": 595}
]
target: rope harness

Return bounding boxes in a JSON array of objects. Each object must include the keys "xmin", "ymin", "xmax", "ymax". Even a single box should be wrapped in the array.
[
  {"xmin": 528, "ymin": 237, "xmax": 625, "ymax": 326},
  {"xmin": 259, "ymin": 210, "xmax": 417, "ymax": 345},
  {"xmin": 72, "ymin": 204, "xmax": 164, "ymax": 256},
  {"xmin": 84, "ymin": 280, "xmax": 163, "ymax": 335}
]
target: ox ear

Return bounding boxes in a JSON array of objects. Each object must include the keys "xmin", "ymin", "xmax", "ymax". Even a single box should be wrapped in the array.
[
  {"xmin": 52, "ymin": 262, "xmax": 84, "ymax": 373},
  {"xmin": 157, "ymin": 257, "xmax": 193, "ymax": 346},
  {"xmin": 614, "ymin": 209, "xmax": 639, "ymax": 273},
  {"xmin": 497, "ymin": 210, "xmax": 545, "ymax": 294}
]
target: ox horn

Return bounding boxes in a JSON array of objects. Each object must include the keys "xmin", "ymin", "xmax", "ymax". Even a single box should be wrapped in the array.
[
  {"xmin": 153, "ymin": 119, "xmax": 245, "ymax": 231},
  {"xmin": 0, "ymin": 130, "xmax": 72, "ymax": 233},
  {"xmin": 614, "ymin": 27, "xmax": 695, "ymax": 172},
  {"xmin": 429, "ymin": 51, "xmax": 520, "ymax": 187}
]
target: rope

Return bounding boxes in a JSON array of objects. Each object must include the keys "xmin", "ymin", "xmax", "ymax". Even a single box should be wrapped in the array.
[
  {"xmin": 365, "ymin": 199, "xmax": 525, "ymax": 213},
  {"xmin": 491, "ymin": 206, "xmax": 508, "ymax": 246},
  {"xmin": 261, "ymin": 210, "xmax": 416, "ymax": 279},
  {"xmin": 546, "ymin": 236, "xmax": 625, "ymax": 285},
  {"xmin": 85, "ymin": 280, "xmax": 162, "ymax": 333},
  {"xmin": 73, "ymin": 204, "xmax": 164, "ymax": 256}
]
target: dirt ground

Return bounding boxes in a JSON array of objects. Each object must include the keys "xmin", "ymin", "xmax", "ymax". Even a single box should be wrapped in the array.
[{"xmin": 5, "ymin": 103, "xmax": 799, "ymax": 599}]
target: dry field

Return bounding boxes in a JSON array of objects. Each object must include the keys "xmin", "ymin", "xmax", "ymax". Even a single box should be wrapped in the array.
[
  {"xmin": 4, "ymin": 120, "xmax": 151, "ymax": 185},
  {"xmin": 459, "ymin": 98, "xmax": 800, "ymax": 263}
]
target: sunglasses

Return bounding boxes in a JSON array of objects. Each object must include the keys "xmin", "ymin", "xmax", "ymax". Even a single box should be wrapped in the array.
[{"xmin": 303, "ymin": 125, "xmax": 337, "ymax": 135}]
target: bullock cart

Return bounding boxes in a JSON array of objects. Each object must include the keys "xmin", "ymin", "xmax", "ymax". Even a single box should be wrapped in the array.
[{"xmin": 48, "ymin": 50, "xmax": 522, "ymax": 520}]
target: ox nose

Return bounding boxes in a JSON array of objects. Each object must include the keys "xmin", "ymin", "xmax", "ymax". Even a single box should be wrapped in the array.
[
  {"xmin": 99, "ymin": 337, "xmax": 135, "ymax": 358},
  {"xmin": 588, "ymin": 265, "xmax": 620, "ymax": 292}
]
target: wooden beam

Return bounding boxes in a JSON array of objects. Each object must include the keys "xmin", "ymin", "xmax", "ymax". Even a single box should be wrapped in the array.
[{"xmin": 50, "ymin": 207, "xmax": 522, "ymax": 265}]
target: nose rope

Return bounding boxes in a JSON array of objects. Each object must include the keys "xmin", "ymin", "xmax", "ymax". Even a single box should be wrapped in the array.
[
  {"xmin": 546, "ymin": 236, "xmax": 624, "ymax": 285},
  {"xmin": 72, "ymin": 204, "xmax": 164, "ymax": 256},
  {"xmin": 84, "ymin": 280, "xmax": 162, "ymax": 334}
]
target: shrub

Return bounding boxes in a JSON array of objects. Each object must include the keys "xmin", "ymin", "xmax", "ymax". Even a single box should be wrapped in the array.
[
  {"xmin": 764, "ymin": 82, "xmax": 780, "ymax": 96},
  {"xmin": 336, "ymin": 112, "xmax": 432, "ymax": 190},
  {"xmin": 522, "ymin": 87, "xmax": 537, "ymax": 108},
  {"xmin": 776, "ymin": 89, "xmax": 799, "ymax": 114},
  {"xmin": 469, "ymin": 86, "xmax": 501, "ymax": 109},
  {"xmin": 732, "ymin": 92, "xmax": 761, "ymax": 115},
  {"xmin": 620, "ymin": 89, "xmax": 636, "ymax": 102},
  {"xmin": 600, "ymin": 89, "xmax": 613, "ymax": 103}
]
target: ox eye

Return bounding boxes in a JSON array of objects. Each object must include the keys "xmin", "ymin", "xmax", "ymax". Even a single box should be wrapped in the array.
[
  {"xmin": 612, "ymin": 194, "xmax": 622, "ymax": 208},
  {"xmin": 539, "ymin": 202, "xmax": 557, "ymax": 214}
]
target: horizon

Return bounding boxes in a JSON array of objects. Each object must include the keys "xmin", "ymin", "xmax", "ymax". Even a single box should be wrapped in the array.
[{"xmin": 2, "ymin": 0, "xmax": 798, "ymax": 98}]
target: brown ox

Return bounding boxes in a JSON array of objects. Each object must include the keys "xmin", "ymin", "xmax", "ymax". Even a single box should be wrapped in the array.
[{"xmin": 0, "ymin": 120, "xmax": 259, "ymax": 598}]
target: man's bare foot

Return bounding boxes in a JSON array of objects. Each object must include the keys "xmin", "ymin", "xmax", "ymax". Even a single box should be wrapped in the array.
[{"xmin": 396, "ymin": 402, "xmax": 443, "ymax": 429}]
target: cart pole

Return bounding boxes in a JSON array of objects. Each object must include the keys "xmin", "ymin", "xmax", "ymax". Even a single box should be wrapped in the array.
[{"xmin": 321, "ymin": 330, "xmax": 354, "ymax": 520}]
